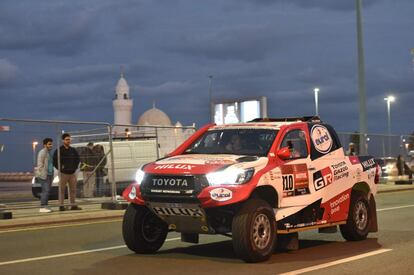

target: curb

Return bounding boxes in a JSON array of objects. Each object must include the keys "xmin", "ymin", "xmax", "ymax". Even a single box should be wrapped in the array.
[
  {"xmin": 377, "ymin": 186, "xmax": 414, "ymax": 194},
  {"xmin": 0, "ymin": 211, "xmax": 124, "ymax": 230}
]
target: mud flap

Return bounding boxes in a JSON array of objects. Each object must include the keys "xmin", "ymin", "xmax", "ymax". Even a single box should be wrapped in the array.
[
  {"xmin": 276, "ymin": 232, "xmax": 298, "ymax": 251},
  {"xmin": 368, "ymin": 195, "xmax": 378, "ymax": 233},
  {"xmin": 181, "ymin": 233, "xmax": 199, "ymax": 244}
]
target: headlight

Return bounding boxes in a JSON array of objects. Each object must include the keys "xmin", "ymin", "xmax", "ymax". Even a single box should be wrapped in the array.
[
  {"xmin": 135, "ymin": 169, "xmax": 146, "ymax": 184},
  {"xmin": 207, "ymin": 167, "xmax": 254, "ymax": 186}
]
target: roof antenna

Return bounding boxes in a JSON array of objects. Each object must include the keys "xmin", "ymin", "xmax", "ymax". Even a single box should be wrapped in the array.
[{"xmin": 153, "ymin": 100, "xmax": 156, "ymax": 109}]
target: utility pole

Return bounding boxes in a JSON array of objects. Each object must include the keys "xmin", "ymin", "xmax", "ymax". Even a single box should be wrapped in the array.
[
  {"xmin": 208, "ymin": 75, "xmax": 213, "ymax": 122},
  {"xmin": 356, "ymin": 0, "xmax": 368, "ymax": 155}
]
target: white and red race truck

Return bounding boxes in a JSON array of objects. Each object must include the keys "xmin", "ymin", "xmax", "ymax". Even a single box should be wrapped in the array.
[{"xmin": 122, "ymin": 117, "xmax": 379, "ymax": 262}]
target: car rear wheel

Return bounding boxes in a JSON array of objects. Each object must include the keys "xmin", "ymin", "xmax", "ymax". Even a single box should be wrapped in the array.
[
  {"xmin": 340, "ymin": 191, "xmax": 370, "ymax": 241},
  {"xmin": 232, "ymin": 199, "xmax": 276, "ymax": 262},
  {"xmin": 122, "ymin": 203, "xmax": 168, "ymax": 253}
]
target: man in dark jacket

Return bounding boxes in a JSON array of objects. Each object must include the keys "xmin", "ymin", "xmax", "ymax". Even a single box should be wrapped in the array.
[{"xmin": 53, "ymin": 133, "xmax": 82, "ymax": 211}]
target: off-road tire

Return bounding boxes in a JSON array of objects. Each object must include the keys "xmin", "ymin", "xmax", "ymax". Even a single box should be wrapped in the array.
[
  {"xmin": 232, "ymin": 199, "xmax": 276, "ymax": 262},
  {"xmin": 340, "ymin": 191, "xmax": 370, "ymax": 241},
  {"xmin": 122, "ymin": 203, "xmax": 168, "ymax": 253}
]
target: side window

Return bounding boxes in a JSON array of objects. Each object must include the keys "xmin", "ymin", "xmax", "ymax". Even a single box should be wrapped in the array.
[{"xmin": 280, "ymin": 129, "xmax": 308, "ymax": 159}]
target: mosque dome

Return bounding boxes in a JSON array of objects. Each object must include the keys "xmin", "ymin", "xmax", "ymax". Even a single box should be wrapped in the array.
[{"xmin": 138, "ymin": 106, "xmax": 172, "ymax": 126}]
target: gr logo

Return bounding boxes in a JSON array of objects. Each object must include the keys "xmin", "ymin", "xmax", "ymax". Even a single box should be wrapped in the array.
[{"xmin": 313, "ymin": 167, "xmax": 333, "ymax": 191}]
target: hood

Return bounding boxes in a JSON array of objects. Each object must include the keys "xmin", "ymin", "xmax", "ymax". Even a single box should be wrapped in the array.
[{"xmin": 143, "ymin": 154, "xmax": 261, "ymax": 175}]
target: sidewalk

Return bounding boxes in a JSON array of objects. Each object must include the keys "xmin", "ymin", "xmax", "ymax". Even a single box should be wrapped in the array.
[
  {"xmin": 0, "ymin": 183, "xmax": 413, "ymax": 230},
  {"xmin": 0, "ymin": 199, "xmax": 127, "ymax": 230}
]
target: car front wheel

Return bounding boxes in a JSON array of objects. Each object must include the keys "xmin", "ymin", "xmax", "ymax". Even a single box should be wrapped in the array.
[
  {"xmin": 122, "ymin": 203, "xmax": 168, "ymax": 253},
  {"xmin": 232, "ymin": 199, "xmax": 276, "ymax": 262}
]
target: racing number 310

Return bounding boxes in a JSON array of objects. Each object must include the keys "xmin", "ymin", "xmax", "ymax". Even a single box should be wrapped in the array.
[{"xmin": 282, "ymin": 175, "xmax": 294, "ymax": 191}]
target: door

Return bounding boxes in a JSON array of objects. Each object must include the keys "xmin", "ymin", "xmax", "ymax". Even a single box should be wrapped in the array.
[{"xmin": 278, "ymin": 126, "xmax": 312, "ymax": 205}]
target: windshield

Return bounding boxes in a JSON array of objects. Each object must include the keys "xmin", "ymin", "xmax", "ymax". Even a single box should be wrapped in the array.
[{"xmin": 184, "ymin": 129, "xmax": 278, "ymax": 156}]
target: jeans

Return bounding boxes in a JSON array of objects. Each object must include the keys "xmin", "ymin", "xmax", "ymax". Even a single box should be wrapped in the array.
[{"xmin": 40, "ymin": 175, "xmax": 53, "ymax": 207}]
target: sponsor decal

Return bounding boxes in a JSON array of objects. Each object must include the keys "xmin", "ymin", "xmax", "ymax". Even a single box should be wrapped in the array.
[
  {"xmin": 282, "ymin": 174, "xmax": 294, "ymax": 192},
  {"xmin": 128, "ymin": 186, "xmax": 137, "ymax": 200},
  {"xmin": 152, "ymin": 207, "xmax": 204, "ymax": 217},
  {"xmin": 280, "ymin": 164, "xmax": 310, "ymax": 197},
  {"xmin": 313, "ymin": 167, "xmax": 333, "ymax": 191},
  {"xmin": 154, "ymin": 164, "xmax": 196, "ymax": 170},
  {"xmin": 356, "ymin": 168, "xmax": 362, "ymax": 181},
  {"xmin": 152, "ymin": 178, "xmax": 189, "ymax": 187},
  {"xmin": 349, "ymin": 156, "xmax": 360, "ymax": 165},
  {"xmin": 329, "ymin": 193, "xmax": 350, "ymax": 215},
  {"xmin": 210, "ymin": 188, "xmax": 233, "ymax": 202},
  {"xmin": 349, "ymin": 156, "xmax": 375, "ymax": 172},
  {"xmin": 310, "ymin": 125, "xmax": 333, "ymax": 154},
  {"xmin": 368, "ymin": 169, "xmax": 376, "ymax": 180},
  {"xmin": 285, "ymin": 220, "xmax": 327, "ymax": 229},
  {"xmin": 150, "ymin": 189, "xmax": 193, "ymax": 194},
  {"xmin": 331, "ymin": 161, "xmax": 349, "ymax": 181},
  {"xmin": 360, "ymin": 157, "xmax": 376, "ymax": 172}
]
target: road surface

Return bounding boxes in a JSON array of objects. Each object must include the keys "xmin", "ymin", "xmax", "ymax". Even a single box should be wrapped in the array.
[{"xmin": 0, "ymin": 190, "xmax": 413, "ymax": 274}]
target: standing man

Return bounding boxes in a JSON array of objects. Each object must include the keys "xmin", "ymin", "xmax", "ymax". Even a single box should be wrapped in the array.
[
  {"xmin": 346, "ymin": 142, "xmax": 357, "ymax": 156},
  {"xmin": 80, "ymin": 142, "xmax": 97, "ymax": 198},
  {"xmin": 94, "ymin": 144, "xmax": 107, "ymax": 196},
  {"xmin": 53, "ymin": 133, "xmax": 82, "ymax": 211},
  {"xmin": 36, "ymin": 138, "xmax": 54, "ymax": 213}
]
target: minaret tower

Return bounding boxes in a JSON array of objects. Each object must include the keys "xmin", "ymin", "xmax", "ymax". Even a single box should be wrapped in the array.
[{"xmin": 112, "ymin": 66, "xmax": 133, "ymax": 134}]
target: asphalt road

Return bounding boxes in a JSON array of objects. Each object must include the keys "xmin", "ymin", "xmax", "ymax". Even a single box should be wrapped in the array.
[{"xmin": 0, "ymin": 191, "xmax": 413, "ymax": 275}]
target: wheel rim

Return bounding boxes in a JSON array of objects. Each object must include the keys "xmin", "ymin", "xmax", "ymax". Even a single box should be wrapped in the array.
[
  {"xmin": 141, "ymin": 212, "xmax": 163, "ymax": 242},
  {"xmin": 252, "ymin": 213, "xmax": 271, "ymax": 249},
  {"xmin": 354, "ymin": 201, "xmax": 368, "ymax": 231}
]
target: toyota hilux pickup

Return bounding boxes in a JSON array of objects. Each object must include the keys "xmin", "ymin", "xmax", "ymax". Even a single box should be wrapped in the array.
[{"xmin": 122, "ymin": 116, "xmax": 379, "ymax": 262}]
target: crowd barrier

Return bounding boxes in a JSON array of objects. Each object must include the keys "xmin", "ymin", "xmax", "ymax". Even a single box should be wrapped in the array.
[
  {"xmin": 0, "ymin": 117, "xmax": 412, "ymax": 212},
  {"xmin": 0, "ymin": 118, "xmax": 195, "ymax": 211}
]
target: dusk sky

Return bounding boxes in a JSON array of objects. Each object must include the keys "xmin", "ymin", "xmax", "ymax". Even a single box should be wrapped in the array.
[{"xmin": 1, "ymin": 0, "xmax": 413, "ymax": 135}]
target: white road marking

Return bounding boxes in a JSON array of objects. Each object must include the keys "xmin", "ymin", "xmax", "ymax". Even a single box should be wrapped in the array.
[
  {"xmin": 377, "ymin": 204, "xmax": 414, "ymax": 212},
  {"xmin": 0, "ymin": 237, "xmax": 181, "ymax": 266},
  {"xmin": 278, "ymin": 248, "xmax": 392, "ymax": 275}
]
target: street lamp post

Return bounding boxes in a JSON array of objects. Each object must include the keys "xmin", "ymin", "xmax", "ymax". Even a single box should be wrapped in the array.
[
  {"xmin": 208, "ymin": 75, "xmax": 213, "ymax": 122},
  {"xmin": 32, "ymin": 141, "xmax": 38, "ymax": 168},
  {"xmin": 313, "ymin": 87, "xmax": 320, "ymax": 116},
  {"xmin": 384, "ymin": 95, "xmax": 395, "ymax": 156},
  {"xmin": 356, "ymin": 0, "xmax": 368, "ymax": 155}
]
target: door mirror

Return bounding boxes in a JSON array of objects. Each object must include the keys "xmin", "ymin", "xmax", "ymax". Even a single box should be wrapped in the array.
[{"xmin": 277, "ymin": 147, "xmax": 291, "ymax": 160}]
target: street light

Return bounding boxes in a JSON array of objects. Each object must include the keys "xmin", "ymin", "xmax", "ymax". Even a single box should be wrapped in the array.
[
  {"xmin": 313, "ymin": 87, "xmax": 320, "ymax": 116},
  {"xmin": 384, "ymin": 95, "xmax": 395, "ymax": 156},
  {"xmin": 208, "ymin": 75, "xmax": 213, "ymax": 122},
  {"xmin": 356, "ymin": 0, "xmax": 368, "ymax": 155},
  {"xmin": 32, "ymin": 141, "xmax": 38, "ymax": 168}
]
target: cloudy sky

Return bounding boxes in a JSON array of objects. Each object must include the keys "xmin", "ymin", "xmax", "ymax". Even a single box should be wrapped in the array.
[{"xmin": 0, "ymin": 0, "xmax": 413, "ymax": 136}]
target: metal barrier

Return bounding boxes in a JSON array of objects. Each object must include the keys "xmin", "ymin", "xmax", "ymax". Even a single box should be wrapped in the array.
[
  {"xmin": 0, "ymin": 118, "xmax": 195, "ymax": 212},
  {"xmin": 1, "ymin": 117, "xmax": 412, "ymax": 213},
  {"xmin": 337, "ymin": 132, "xmax": 413, "ymax": 159}
]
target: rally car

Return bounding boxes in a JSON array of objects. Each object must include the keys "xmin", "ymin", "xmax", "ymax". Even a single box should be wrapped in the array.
[{"xmin": 122, "ymin": 116, "xmax": 379, "ymax": 262}]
